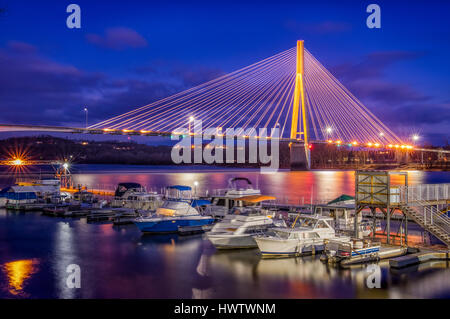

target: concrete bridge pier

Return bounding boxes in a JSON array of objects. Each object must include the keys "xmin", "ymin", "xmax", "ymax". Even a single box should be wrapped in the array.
[
  {"xmin": 290, "ymin": 143, "xmax": 310, "ymax": 170},
  {"xmin": 395, "ymin": 150, "xmax": 409, "ymax": 164}
]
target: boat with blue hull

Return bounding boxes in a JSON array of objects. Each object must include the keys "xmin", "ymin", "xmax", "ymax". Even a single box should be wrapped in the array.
[
  {"xmin": 135, "ymin": 215, "xmax": 214, "ymax": 233},
  {"xmin": 134, "ymin": 185, "xmax": 214, "ymax": 234}
]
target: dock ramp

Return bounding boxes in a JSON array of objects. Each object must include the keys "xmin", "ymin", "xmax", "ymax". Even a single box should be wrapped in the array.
[
  {"xmin": 399, "ymin": 183, "xmax": 450, "ymax": 247},
  {"xmin": 401, "ymin": 203, "xmax": 450, "ymax": 246}
]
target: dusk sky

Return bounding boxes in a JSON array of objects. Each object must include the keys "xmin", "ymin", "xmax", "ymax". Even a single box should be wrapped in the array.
[{"xmin": 0, "ymin": 0, "xmax": 449, "ymax": 144}]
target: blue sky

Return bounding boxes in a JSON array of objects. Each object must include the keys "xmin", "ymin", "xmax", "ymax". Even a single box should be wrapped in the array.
[{"xmin": 0, "ymin": 0, "xmax": 449, "ymax": 144}]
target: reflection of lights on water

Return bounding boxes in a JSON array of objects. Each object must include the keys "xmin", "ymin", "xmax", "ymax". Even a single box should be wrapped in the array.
[{"xmin": 2, "ymin": 259, "xmax": 39, "ymax": 296}]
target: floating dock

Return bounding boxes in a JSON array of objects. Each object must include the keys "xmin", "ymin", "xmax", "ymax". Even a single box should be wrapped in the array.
[{"xmin": 389, "ymin": 250, "xmax": 450, "ymax": 269}]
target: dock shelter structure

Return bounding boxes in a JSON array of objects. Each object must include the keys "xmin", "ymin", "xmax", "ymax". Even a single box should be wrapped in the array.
[
  {"xmin": 354, "ymin": 170, "xmax": 407, "ymax": 244},
  {"xmin": 355, "ymin": 170, "xmax": 450, "ymax": 247}
]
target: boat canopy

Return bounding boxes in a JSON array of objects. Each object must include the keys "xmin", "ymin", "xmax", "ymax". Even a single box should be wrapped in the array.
[
  {"xmin": 191, "ymin": 199, "xmax": 212, "ymax": 207},
  {"xmin": 327, "ymin": 194, "xmax": 355, "ymax": 205},
  {"xmin": 229, "ymin": 177, "xmax": 252, "ymax": 185},
  {"xmin": 167, "ymin": 185, "xmax": 192, "ymax": 191},
  {"xmin": 114, "ymin": 183, "xmax": 143, "ymax": 197},
  {"xmin": 235, "ymin": 195, "xmax": 276, "ymax": 203}
]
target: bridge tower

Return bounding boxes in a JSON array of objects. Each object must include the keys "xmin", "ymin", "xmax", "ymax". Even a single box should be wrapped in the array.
[{"xmin": 290, "ymin": 40, "xmax": 310, "ymax": 170}]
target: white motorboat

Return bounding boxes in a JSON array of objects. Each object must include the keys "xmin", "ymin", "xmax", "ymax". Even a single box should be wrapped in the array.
[
  {"xmin": 255, "ymin": 215, "xmax": 350, "ymax": 258},
  {"xmin": 206, "ymin": 195, "xmax": 285, "ymax": 249},
  {"xmin": 134, "ymin": 185, "xmax": 215, "ymax": 234},
  {"xmin": 112, "ymin": 182, "xmax": 162, "ymax": 210},
  {"xmin": 208, "ymin": 177, "xmax": 261, "ymax": 218}
]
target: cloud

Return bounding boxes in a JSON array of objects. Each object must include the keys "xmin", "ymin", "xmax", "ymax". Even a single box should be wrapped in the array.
[
  {"xmin": 331, "ymin": 51, "xmax": 425, "ymax": 82},
  {"xmin": 285, "ymin": 20, "xmax": 352, "ymax": 34},
  {"xmin": 86, "ymin": 27, "xmax": 148, "ymax": 50},
  {"xmin": 6, "ymin": 41, "xmax": 37, "ymax": 54},
  {"xmin": 0, "ymin": 41, "xmax": 224, "ymax": 128},
  {"xmin": 169, "ymin": 66, "xmax": 224, "ymax": 87},
  {"xmin": 327, "ymin": 50, "xmax": 449, "ymax": 143},
  {"xmin": 329, "ymin": 50, "xmax": 428, "ymax": 107}
]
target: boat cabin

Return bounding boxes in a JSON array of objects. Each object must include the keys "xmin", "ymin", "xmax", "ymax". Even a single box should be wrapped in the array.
[
  {"xmin": 114, "ymin": 183, "xmax": 145, "ymax": 198},
  {"xmin": 274, "ymin": 216, "xmax": 336, "ymax": 239}
]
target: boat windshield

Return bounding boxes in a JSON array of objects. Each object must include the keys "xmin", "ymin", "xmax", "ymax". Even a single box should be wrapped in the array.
[
  {"xmin": 274, "ymin": 230, "xmax": 291, "ymax": 239},
  {"xmin": 298, "ymin": 218, "xmax": 317, "ymax": 228},
  {"xmin": 161, "ymin": 201, "xmax": 189, "ymax": 210}
]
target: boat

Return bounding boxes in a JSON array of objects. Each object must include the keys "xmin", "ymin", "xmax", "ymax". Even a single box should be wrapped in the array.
[
  {"xmin": 114, "ymin": 182, "xmax": 145, "ymax": 198},
  {"xmin": 73, "ymin": 190, "xmax": 96, "ymax": 203},
  {"xmin": 206, "ymin": 195, "xmax": 285, "ymax": 249},
  {"xmin": 134, "ymin": 200, "xmax": 214, "ymax": 233},
  {"xmin": 208, "ymin": 177, "xmax": 262, "ymax": 218},
  {"xmin": 254, "ymin": 215, "xmax": 350, "ymax": 258},
  {"xmin": 111, "ymin": 182, "xmax": 162, "ymax": 210},
  {"xmin": 314, "ymin": 202, "xmax": 381, "ymax": 237},
  {"xmin": 331, "ymin": 208, "xmax": 382, "ymax": 237},
  {"xmin": 320, "ymin": 238, "xmax": 408, "ymax": 266},
  {"xmin": 134, "ymin": 185, "xmax": 214, "ymax": 234},
  {"xmin": 164, "ymin": 185, "xmax": 194, "ymax": 200}
]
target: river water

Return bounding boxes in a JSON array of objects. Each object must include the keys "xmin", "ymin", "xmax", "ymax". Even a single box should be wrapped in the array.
[{"xmin": 0, "ymin": 166, "xmax": 449, "ymax": 298}]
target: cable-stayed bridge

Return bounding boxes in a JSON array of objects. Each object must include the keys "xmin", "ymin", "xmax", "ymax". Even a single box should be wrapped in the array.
[
  {"xmin": 1, "ymin": 41, "xmax": 446, "ymax": 168},
  {"xmin": 89, "ymin": 41, "xmax": 401, "ymax": 145}
]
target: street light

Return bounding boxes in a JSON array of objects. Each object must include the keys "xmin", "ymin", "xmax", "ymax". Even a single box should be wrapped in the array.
[
  {"xmin": 84, "ymin": 107, "xmax": 88, "ymax": 128},
  {"xmin": 412, "ymin": 134, "xmax": 419, "ymax": 141},
  {"xmin": 326, "ymin": 127, "xmax": 332, "ymax": 134}
]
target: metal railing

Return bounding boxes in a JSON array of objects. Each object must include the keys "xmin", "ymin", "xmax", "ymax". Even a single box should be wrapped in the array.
[
  {"xmin": 413, "ymin": 200, "xmax": 450, "ymax": 231},
  {"xmin": 399, "ymin": 183, "xmax": 450, "ymax": 203}
]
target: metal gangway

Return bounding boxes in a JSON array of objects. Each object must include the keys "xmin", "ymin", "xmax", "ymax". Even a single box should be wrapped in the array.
[{"xmin": 399, "ymin": 184, "xmax": 450, "ymax": 246}]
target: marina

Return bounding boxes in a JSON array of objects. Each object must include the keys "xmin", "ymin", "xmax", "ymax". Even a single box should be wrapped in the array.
[
  {"xmin": 0, "ymin": 166, "xmax": 448, "ymax": 298},
  {"xmin": 0, "ymin": 0, "xmax": 448, "ymax": 309}
]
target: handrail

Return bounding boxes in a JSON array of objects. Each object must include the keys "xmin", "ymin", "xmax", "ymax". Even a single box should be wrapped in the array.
[
  {"xmin": 414, "ymin": 200, "xmax": 450, "ymax": 228},
  {"xmin": 400, "ymin": 184, "xmax": 450, "ymax": 203}
]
